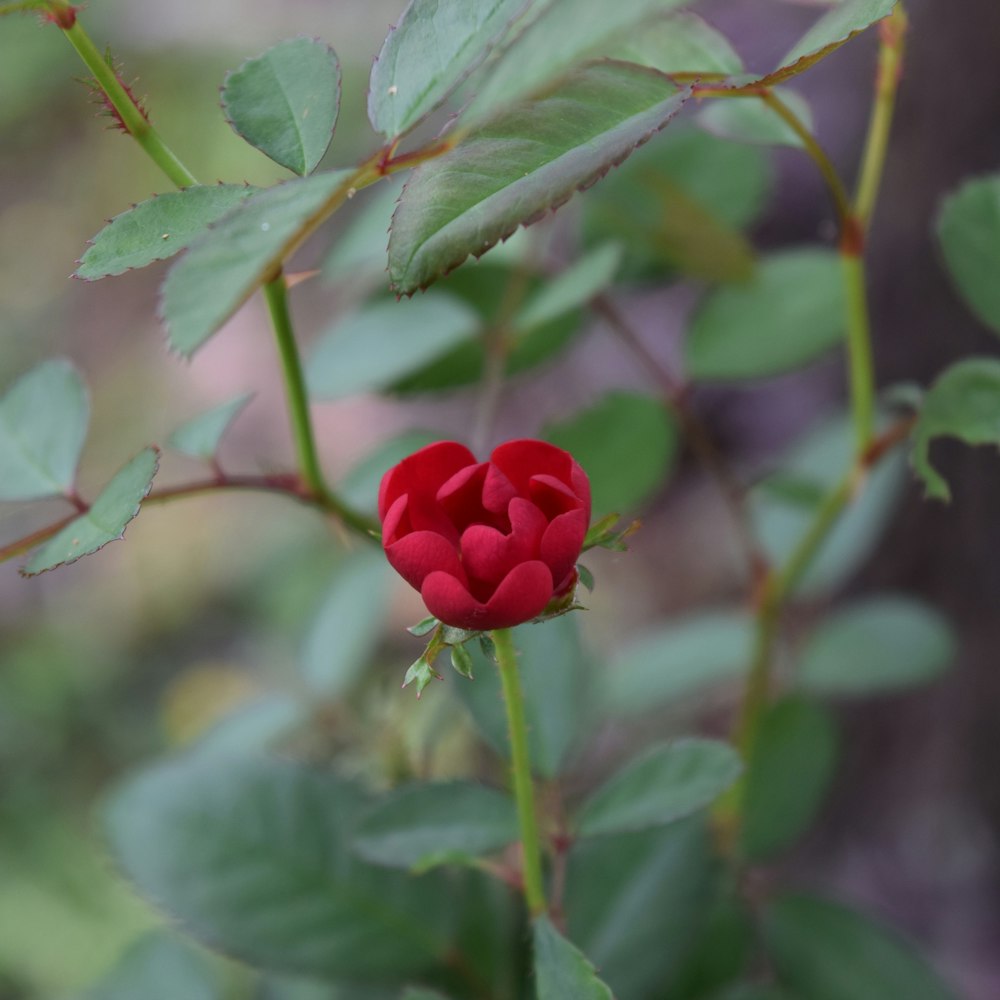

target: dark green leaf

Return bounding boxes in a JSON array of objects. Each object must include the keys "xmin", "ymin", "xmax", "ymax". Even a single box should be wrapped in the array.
[
  {"xmin": 167, "ymin": 393, "xmax": 252, "ymax": 460},
  {"xmin": 565, "ymin": 820, "xmax": 715, "ymax": 1000},
  {"xmin": 222, "ymin": 39, "xmax": 341, "ymax": 176},
  {"xmin": 685, "ymin": 248, "xmax": 844, "ymax": 380},
  {"xmin": 354, "ymin": 782, "xmax": 517, "ymax": 871},
  {"xmin": 545, "ymin": 391, "xmax": 677, "ymax": 516},
  {"xmin": 699, "ymin": 89, "xmax": 813, "ymax": 149},
  {"xmin": 763, "ymin": 893, "xmax": 956, "ymax": 1000},
  {"xmin": 389, "ymin": 62, "xmax": 690, "ymax": 294},
  {"xmin": 603, "ymin": 610, "xmax": 753, "ymax": 717},
  {"xmin": 80, "ymin": 932, "xmax": 221, "ymax": 1000},
  {"xmin": 741, "ymin": 697, "xmax": 838, "ymax": 861},
  {"xmin": 577, "ymin": 739, "xmax": 742, "ymax": 838},
  {"xmin": 307, "ymin": 294, "xmax": 480, "ymax": 400},
  {"xmin": 750, "ymin": 412, "xmax": 905, "ymax": 594},
  {"xmin": 666, "ymin": 897, "xmax": 754, "ymax": 1000},
  {"xmin": 369, "ymin": 0, "xmax": 527, "ymax": 138},
  {"xmin": 300, "ymin": 551, "xmax": 392, "ymax": 698},
  {"xmin": 937, "ymin": 175, "xmax": 1000, "ymax": 335},
  {"xmin": 467, "ymin": 0, "xmax": 688, "ymax": 121},
  {"xmin": 161, "ymin": 170, "xmax": 351, "ymax": 357},
  {"xmin": 401, "ymin": 989, "xmax": 452, "ymax": 1000},
  {"xmin": 76, "ymin": 186, "xmax": 255, "ymax": 280},
  {"xmin": 534, "ymin": 915, "xmax": 613, "ymax": 999},
  {"xmin": 604, "ymin": 11, "xmax": 743, "ymax": 75},
  {"xmin": 103, "ymin": 755, "xmax": 455, "ymax": 981},
  {"xmin": 452, "ymin": 615, "xmax": 589, "ymax": 778},
  {"xmin": 23, "ymin": 447, "xmax": 159, "ymax": 575},
  {"xmin": 770, "ymin": 0, "xmax": 898, "ymax": 83},
  {"xmin": 911, "ymin": 357, "xmax": 1000, "ymax": 500},
  {"xmin": 0, "ymin": 358, "xmax": 88, "ymax": 501},
  {"xmin": 340, "ymin": 431, "xmax": 442, "ymax": 514},
  {"xmin": 799, "ymin": 596, "xmax": 955, "ymax": 695}
]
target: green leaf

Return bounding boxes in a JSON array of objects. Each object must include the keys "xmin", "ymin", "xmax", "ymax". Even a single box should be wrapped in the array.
[
  {"xmin": 545, "ymin": 391, "xmax": 677, "ymax": 517},
  {"xmin": 76, "ymin": 186, "xmax": 255, "ymax": 280},
  {"xmin": 354, "ymin": 782, "xmax": 518, "ymax": 871},
  {"xmin": 699, "ymin": 89, "xmax": 813, "ymax": 149},
  {"xmin": 103, "ymin": 755, "xmax": 455, "ymax": 981},
  {"xmin": 763, "ymin": 893, "xmax": 956, "ymax": 1000},
  {"xmin": 565, "ymin": 820, "xmax": 715, "ymax": 999},
  {"xmin": 799, "ymin": 596, "xmax": 955, "ymax": 696},
  {"xmin": 685, "ymin": 248, "xmax": 845, "ymax": 381},
  {"xmin": 161, "ymin": 170, "xmax": 351, "ymax": 357},
  {"xmin": 389, "ymin": 62, "xmax": 690, "ymax": 294},
  {"xmin": 604, "ymin": 11, "xmax": 743, "ymax": 75},
  {"xmin": 533, "ymin": 915, "xmax": 613, "ymax": 1000},
  {"xmin": 577, "ymin": 739, "xmax": 742, "ymax": 838},
  {"xmin": 667, "ymin": 897, "xmax": 755, "ymax": 1000},
  {"xmin": 194, "ymin": 695, "xmax": 306, "ymax": 756},
  {"xmin": 937, "ymin": 175, "xmax": 1000, "ymax": 335},
  {"xmin": 515, "ymin": 243, "xmax": 623, "ymax": 331},
  {"xmin": 168, "ymin": 393, "xmax": 252, "ymax": 460},
  {"xmin": 770, "ymin": 0, "xmax": 898, "ymax": 83},
  {"xmin": 466, "ymin": 0, "xmax": 688, "ymax": 122},
  {"xmin": 750, "ymin": 411, "xmax": 905, "ymax": 594},
  {"xmin": 452, "ymin": 615, "xmax": 589, "ymax": 778},
  {"xmin": 323, "ymin": 178, "xmax": 404, "ymax": 284},
  {"xmin": 401, "ymin": 989, "xmax": 452, "ymax": 1000},
  {"xmin": 222, "ymin": 39, "xmax": 341, "ymax": 176},
  {"xmin": 0, "ymin": 358, "xmax": 89, "ymax": 501},
  {"xmin": 911, "ymin": 357, "xmax": 1000, "ymax": 500},
  {"xmin": 300, "ymin": 550, "xmax": 392, "ymax": 699},
  {"xmin": 340, "ymin": 431, "xmax": 442, "ymax": 514},
  {"xmin": 741, "ymin": 697, "xmax": 838, "ymax": 862},
  {"xmin": 80, "ymin": 932, "xmax": 221, "ymax": 1000},
  {"xmin": 368, "ymin": 0, "xmax": 527, "ymax": 139},
  {"xmin": 23, "ymin": 448, "xmax": 159, "ymax": 576},
  {"xmin": 307, "ymin": 294, "xmax": 480, "ymax": 400},
  {"xmin": 603, "ymin": 611, "xmax": 753, "ymax": 717}
]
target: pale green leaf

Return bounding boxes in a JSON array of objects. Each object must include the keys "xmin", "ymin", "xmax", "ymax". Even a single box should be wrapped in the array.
[
  {"xmin": 467, "ymin": 0, "xmax": 688, "ymax": 122},
  {"xmin": 0, "ymin": 359, "xmax": 88, "ymax": 501},
  {"xmin": 545, "ymin": 391, "xmax": 677, "ymax": 516},
  {"xmin": 194, "ymin": 695, "xmax": 306, "ymax": 757},
  {"xmin": 161, "ymin": 170, "xmax": 352, "ymax": 357},
  {"xmin": 771, "ymin": 0, "xmax": 897, "ymax": 82},
  {"xmin": 911, "ymin": 357, "xmax": 1000, "ymax": 500},
  {"xmin": 603, "ymin": 610, "xmax": 753, "ymax": 717},
  {"xmin": 300, "ymin": 551, "xmax": 391, "ymax": 698},
  {"xmin": 604, "ymin": 11, "xmax": 743, "ymax": 75},
  {"xmin": 799, "ymin": 596, "xmax": 955, "ymax": 695},
  {"xmin": 76, "ymin": 186, "xmax": 255, "ymax": 280},
  {"xmin": 389, "ymin": 62, "xmax": 690, "ymax": 294},
  {"xmin": 23, "ymin": 448, "xmax": 158, "ymax": 575},
  {"xmin": 103, "ymin": 755, "xmax": 455, "ymax": 980},
  {"xmin": 937, "ymin": 175, "xmax": 1000, "ymax": 335},
  {"xmin": 533, "ymin": 916, "xmax": 613, "ymax": 1000},
  {"xmin": 340, "ymin": 431, "xmax": 442, "ymax": 513},
  {"xmin": 763, "ymin": 893, "xmax": 956, "ymax": 1000},
  {"xmin": 323, "ymin": 178, "xmax": 404, "ymax": 284},
  {"xmin": 369, "ymin": 0, "xmax": 527, "ymax": 138},
  {"xmin": 222, "ymin": 39, "xmax": 341, "ymax": 176},
  {"xmin": 699, "ymin": 89, "xmax": 813, "ymax": 149},
  {"xmin": 577, "ymin": 739, "xmax": 742, "ymax": 838},
  {"xmin": 168, "ymin": 393, "xmax": 252, "ymax": 460},
  {"xmin": 685, "ymin": 247, "xmax": 844, "ymax": 380},
  {"xmin": 741, "ymin": 697, "xmax": 838, "ymax": 861},
  {"xmin": 307, "ymin": 294, "xmax": 480, "ymax": 400},
  {"xmin": 401, "ymin": 989, "xmax": 452, "ymax": 1000},
  {"xmin": 354, "ymin": 782, "xmax": 517, "ymax": 871}
]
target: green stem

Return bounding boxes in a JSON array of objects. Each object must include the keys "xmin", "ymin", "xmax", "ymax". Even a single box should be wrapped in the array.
[
  {"xmin": 492, "ymin": 628, "xmax": 547, "ymax": 918},
  {"xmin": 60, "ymin": 18, "xmax": 196, "ymax": 188}
]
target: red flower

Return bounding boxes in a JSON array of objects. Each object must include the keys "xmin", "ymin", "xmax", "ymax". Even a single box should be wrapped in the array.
[{"xmin": 379, "ymin": 439, "xmax": 591, "ymax": 631}]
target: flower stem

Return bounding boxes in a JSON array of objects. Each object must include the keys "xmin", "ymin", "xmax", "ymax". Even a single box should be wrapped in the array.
[
  {"xmin": 492, "ymin": 627, "xmax": 547, "ymax": 918},
  {"xmin": 841, "ymin": 251, "xmax": 877, "ymax": 451}
]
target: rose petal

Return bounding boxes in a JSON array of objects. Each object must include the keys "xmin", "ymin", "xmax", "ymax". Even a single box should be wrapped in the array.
[
  {"xmin": 421, "ymin": 560, "xmax": 553, "ymax": 631},
  {"xmin": 378, "ymin": 441, "xmax": 475, "ymax": 519},
  {"xmin": 460, "ymin": 499, "xmax": 546, "ymax": 589},
  {"xmin": 569, "ymin": 459, "xmax": 592, "ymax": 519},
  {"xmin": 381, "ymin": 494, "xmax": 410, "ymax": 547},
  {"xmin": 490, "ymin": 439, "xmax": 573, "ymax": 495},
  {"xmin": 540, "ymin": 508, "xmax": 587, "ymax": 586},
  {"xmin": 386, "ymin": 530, "xmax": 466, "ymax": 591},
  {"xmin": 529, "ymin": 473, "xmax": 584, "ymax": 519},
  {"xmin": 482, "ymin": 462, "xmax": 518, "ymax": 513}
]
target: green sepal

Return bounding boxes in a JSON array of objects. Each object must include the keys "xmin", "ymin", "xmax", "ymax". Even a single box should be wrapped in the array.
[{"xmin": 450, "ymin": 644, "xmax": 475, "ymax": 680}]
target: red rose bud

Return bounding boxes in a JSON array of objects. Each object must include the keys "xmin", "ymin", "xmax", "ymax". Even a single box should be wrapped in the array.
[{"xmin": 379, "ymin": 439, "xmax": 591, "ymax": 631}]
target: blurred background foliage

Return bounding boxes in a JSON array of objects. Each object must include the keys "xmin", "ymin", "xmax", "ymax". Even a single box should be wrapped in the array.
[{"xmin": 1, "ymin": 0, "xmax": 1000, "ymax": 998}]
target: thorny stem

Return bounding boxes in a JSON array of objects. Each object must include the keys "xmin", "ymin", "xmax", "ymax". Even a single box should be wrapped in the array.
[{"xmin": 492, "ymin": 628, "xmax": 547, "ymax": 918}]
